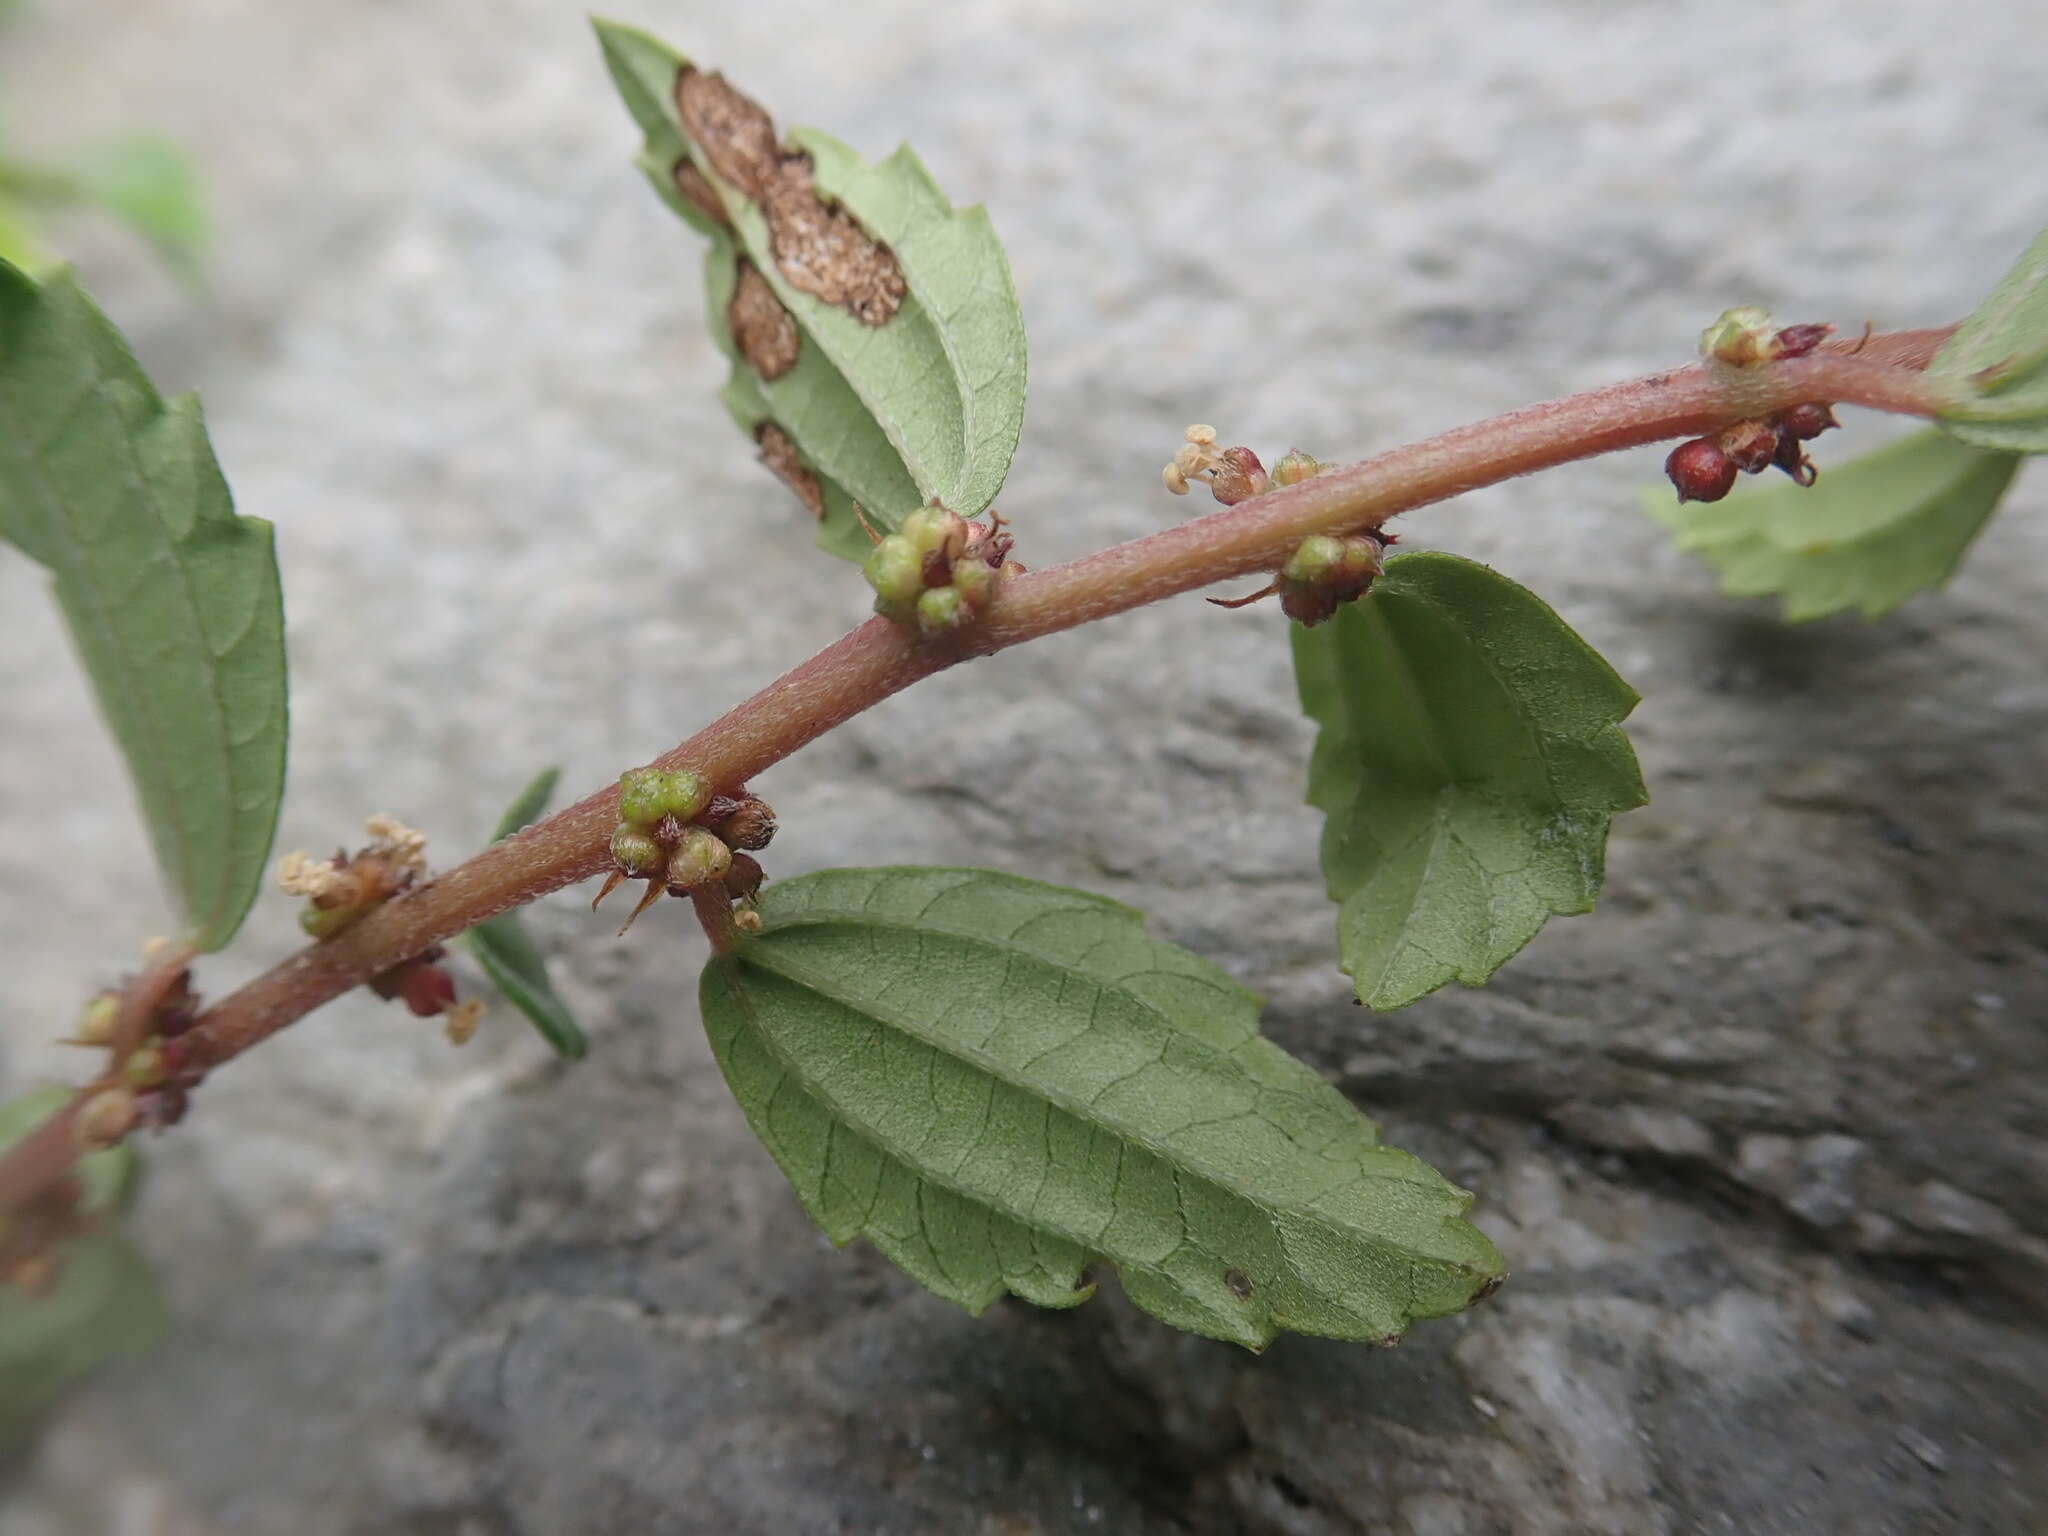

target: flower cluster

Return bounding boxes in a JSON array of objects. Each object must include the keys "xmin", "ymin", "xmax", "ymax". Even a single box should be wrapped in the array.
[
  {"xmin": 598, "ymin": 767, "xmax": 776, "ymax": 934},
  {"xmin": 1665, "ymin": 403, "xmax": 1839, "ymax": 503},
  {"xmin": 863, "ymin": 504, "xmax": 1017, "ymax": 638}
]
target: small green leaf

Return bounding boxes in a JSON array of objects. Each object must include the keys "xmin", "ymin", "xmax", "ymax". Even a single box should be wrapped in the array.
[
  {"xmin": 594, "ymin": 20, "xmax": 1026, "ymax": 550},
  {"xmin": 0, "ymin": 262, "xmax": 287, "ymax": 952},
  {"xmin": 700, "ymin": 866, "xmax": 1504, "ymax": 1349},
  {"xmin": 0, "ymin": 1088, "xmax": 166, "ymax": 1449},
  {"xmin": 73, "ymin": 137, "xmax": 209, "ymax": 287},
  {"xmin": 462, "ymin": 768, "xmax": 587, "ymax": 1060},
  {"xmin": 1645, "ymin": 427, "xmax": 2021, "ymax": 621},
  {"xmin": 1294, "ymin": 553, "xmax": 1646, "ymax": 1011},
  {"xmin": 1933, "ymin": 225, "xmax": 2048, "ymax": 452}
]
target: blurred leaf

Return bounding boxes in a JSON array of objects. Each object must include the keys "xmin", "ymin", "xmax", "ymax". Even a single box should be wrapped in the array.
[
  {"xmin": 0, "ymin": 192, "xmax": 45, "ymax": 272},
  {"xmin": 594, "ymin": 20, "xmax": 1025, "ymax": 555},
  {"xmin": 1645, "ymin": 427, "xmax": 2021, "ymax": 621},
  {"xmin": 74, "ymin": 137, "xmax": 208, "ymax": 287},
  {"xmin": 486, "ymin": 765, "xmax": 560, "ymax": 842},
  {"xmin": 0, "ymin": 262, "xmax": 287, "ymax": 951},
  {"xmin": 0, "ymin": 1230, "xmax": 167, "ymax": 1448},
  {"xmin": 1934, "ymin": 225, "xmax": 2048, "ymax": 452},
  {"xmin": 463, "ymin": 768, "xmax": 587, "ymax": 1059},
  {"xmin": 0, "ymin": 1087, "xmax": 166, "ymax": 1450},
  {"xmin": 701, "ymin": 866, "xmax": 1504, "ymax": 1349},
  {"xmin": 1293, "ymin": 553, "xmax": 1646, "ymax": 1011}
]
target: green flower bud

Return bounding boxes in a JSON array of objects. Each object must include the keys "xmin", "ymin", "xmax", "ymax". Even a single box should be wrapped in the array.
[
  {"xmin": 300, "ymin": 902, "xmax": 365, "ymax": 940},
  {"xmin": 950, "ymin": 557, "xmax": 998, "ymax": 612},
  {"xmin": 610, "ymin": 823, "xmax": 665, "ymax": 876},
  {"xmin": 1699, "ymin": 306, "xmax": 1775, "ymax": 366},
  {"xmin": 1335, "ymin": 535, "xmax": 1385, "ymax": 587},
  {"xmin": 1272, "ymin": 449, "xmax": 1324, "ymax": 487},
  {"xmin": 77, "ymin": 993, "xmax": 120, "ymax": 1046},
  {"xmin": 618, "ymin": 768, "xmax": 669, "ymax": 828},
  {"xmin": 864, "ymin": 534, "xmax": 925, "ymax": 607},
  {"xmin": 916, "ymin": 584, "xmax": 969, "ymax": 637},
  {"xmin": 124, "ymin": 1042, "xmax": 168, "ymax": 1090},
  {"xmin": 664, "ymin": 827, "xmax": 733, "ymax": 892},
  {"xmin": 899, "ymin": 505, "xmax": 967, "ymax": 557},
  {"xmin": 1281, "ymin": 534, "xmax": 1347, "ymax": 586},
  {"xmin": 618, "ymin": 767, "xmax": 708, "ymax": 828}
]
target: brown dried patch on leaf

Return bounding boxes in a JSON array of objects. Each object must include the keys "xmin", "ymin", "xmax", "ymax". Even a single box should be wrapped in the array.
[
  {"xmin": 675, "ymin": 69, "xmax": 782, "ymax": 197},
  {"xmin": 675, "ymin": 67, "xmax": 907, "ymax": 326},
  {"xmin": 673, "ymin": 159, "xmax": 730, "ymax": 228},
  {"xmin": 760, "ymin": 160, "xmax": 907, "ymax": 324},
  {"xmin": 729, "ymin": 258, "xmax": 801, "ymax": 379},
  {"xmin": 755, "ymin": 422, "xmax": 825, "ymax": 519}
]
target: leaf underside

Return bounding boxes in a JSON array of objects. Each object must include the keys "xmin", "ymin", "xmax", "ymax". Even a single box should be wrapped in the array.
[
  {"xmin": 0, "ymin": 261, "xmax": 286, "ymax": 951},
  {"xmin": 594, "ymin": 20, "xmax": 1026, "ymax": 557},
  {"xmin": 1646, "ymin": 427, "xmax": 2021, "ymax": 621},
  {"xmin": 700, "ymin": 866, "xmax": 1504, "ymax": 1350},
  {"xmin": 1293, "ymin": 553, "xmax": 1646, "ymax": 1011},
  {"xmin": 1933, "ymin": 224, "xmax": 2048, "ymax": 453},
  {"xmin": 464, "ymin": 767, "xmax": 587, "ymax": 1059}
]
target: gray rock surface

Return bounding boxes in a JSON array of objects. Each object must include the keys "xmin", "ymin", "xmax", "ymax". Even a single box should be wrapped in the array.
[{"xmin": 4, "ymin": 0, "xmax": 2046, "ymax": 1531}]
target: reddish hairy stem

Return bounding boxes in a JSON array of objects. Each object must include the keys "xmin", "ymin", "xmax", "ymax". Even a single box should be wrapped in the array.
[{"xmin": 0, "ymin": 329, "xmax": 1956, "ymax": 1218}]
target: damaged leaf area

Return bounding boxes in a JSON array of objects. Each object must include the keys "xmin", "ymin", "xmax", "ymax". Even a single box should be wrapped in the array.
[
  {"xmin": 594, "ymin": 19, "xmax": 1026, "ymax": 550},
  {"xmin": 699, "ymin": 867, "xmax": 1505, "ymax": 1348},
  {"xmin": 676, "ymin": 69, "xmax": 908, "ymax": 325}
]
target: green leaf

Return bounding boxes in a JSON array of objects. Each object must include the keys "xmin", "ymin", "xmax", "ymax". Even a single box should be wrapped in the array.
[
  {"xmin": 73, "ymin": 137, "xmax": 209, "ymax": 287},
  {"xmin": 1645, "ymin": 427, "xmax": 2021, "ymax": 621},
  {"xmin": 1933, "ymin": 225, "xmax": 2048, "ymax": 452},
  {"xmin": 0, "ymin": 262, "xmax": 287, "ymax": 951},
  {"xmin": 0, "ymin": 1088, "xmax": 167, "ymax": 1449},
  {"xmin": 1293, "ymin": 553, "xmax": 1647, "ymax": 1011},
  {"xmin": 594, "ymin": 20, "xmax": 1026, "ymax": 549},
  {"xmin": 462, "ymin": 767, "xmax": 587, "ymax": 1059},
  {"xmin": 700, "ymin": 866, "xmax": 1504, "ymax": 1349}
]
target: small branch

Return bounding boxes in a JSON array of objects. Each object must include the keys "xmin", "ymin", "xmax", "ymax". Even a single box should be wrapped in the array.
[
  {"xmin": 0, "ymin": 944, "xmax": 194, "ymax": 1217},
  {"xmin": 689, "ymin": 886, "xmax": 742, "ymax": 955},
  {"xmin": 0, "ymin": 328, "xmax": 1958, "ymax": 1219}
]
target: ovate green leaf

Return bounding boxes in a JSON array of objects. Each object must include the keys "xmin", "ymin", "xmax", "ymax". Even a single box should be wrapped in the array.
[
  {"xmin": 463, "ymin": 767, "xmax": 587, "ymax": 1060},
  {"xmin": 1294, "ymin": 553, "xmax": 1646, "ymax": 1011},
  {"xmin": 701, "ymin": 867, "xmax": 1504, "ymax": 1349},
  {"xmin": 0, "ymin": 262, "xmax": 287, "ymax": 951},
  {"xmin": 0, "ymin": 1088, "xmax": 166, "ymax": 1449},
  {"xmin": 594, "ymin": 20, "xmax": 1025, "ymax": 550},
  {"xmin": 1933, "ymin": 225, "xmax": 2048, "ymax": 452},
  {"xmin": 1645, "ymin": 427, "xmax": 2020, "ymax": 621}
]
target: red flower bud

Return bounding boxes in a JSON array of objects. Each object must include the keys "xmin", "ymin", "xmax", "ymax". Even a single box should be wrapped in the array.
[
  {"xmin": 1665, "ymin": 438, "xmax": 1737, "ymax": 503},
  {"xmin": 1770, "ymin": 323, "xmax": 1835, "ymax": 360},
  {"xmin": 1780, "ymin": 402, "xmax": 1839, "ymax": 441},
  {"xmin": 1715, "ymin": 419, "xmax": 1779, "ymax": 475}
]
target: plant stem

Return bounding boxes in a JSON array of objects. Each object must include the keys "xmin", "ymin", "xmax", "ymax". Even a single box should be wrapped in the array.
[
  {"xmin": 0, "ymin": 947, "xmax": 193, "ymax": 1217},
  {"xmin": 0, "ymin": 329, "xmax": 1956, "ymax": 1216}
]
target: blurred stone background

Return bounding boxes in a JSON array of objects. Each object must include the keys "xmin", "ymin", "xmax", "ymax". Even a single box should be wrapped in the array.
[{"xmin": 3, "ymin": 0, "xmax": 2045, "ymax": 1531}]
